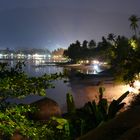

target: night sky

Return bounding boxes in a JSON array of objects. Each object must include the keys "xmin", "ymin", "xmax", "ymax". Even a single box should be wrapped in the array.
[{"xmin": 0, "ymin": 0, "xmax": 140, "ymax": 51}]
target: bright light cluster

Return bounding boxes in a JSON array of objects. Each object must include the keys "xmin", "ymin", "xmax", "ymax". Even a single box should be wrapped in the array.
[
  {"xmin": 128, "ymin": 80, "xmax": 140, "ymax": 93},
  {"xmin": 129, "ymin": 39, "xmax": 137, "ymax": 49},
  {"xmin": 92, "ymin": 60, "xmax": 99, "ymax": 64}
]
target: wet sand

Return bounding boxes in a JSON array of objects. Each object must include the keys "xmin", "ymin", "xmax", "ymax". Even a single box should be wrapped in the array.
[
  {"xmin": 69, "ymin": 76, "xmax": 134, "ymax": 110},
  {"xmin": 7, "ymin": 64, "xmax": 136, "ymax": 113}
]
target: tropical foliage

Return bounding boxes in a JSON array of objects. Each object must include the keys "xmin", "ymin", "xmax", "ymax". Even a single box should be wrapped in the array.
[
  {"xmin": 0, "ymin": 62, "xmax": 65, "ymax": 139},
  {"xmin": 129, "ymin": 15, "xmax": 140, "ymax": 37},
  {"xmin": 1, "ymin": 15, "xmax": 140, "ymax": 139},
  {"xmin": 64, "ymin": 88, "xmax": 129, "ymax": 139},
  {"xmin": 0, "ymin": 61, "xmax": 62, "ymax": 100},
  {"xmin": 0, "ymin": 61, "xmax": 129, "ymax": 139},
  {"xmin": 63, "ymin": 40, "xmax": 97, "ymax": 63},
  {"xmin": 64, "ymin": 15, "xmax": 140, "ymax": 84}
]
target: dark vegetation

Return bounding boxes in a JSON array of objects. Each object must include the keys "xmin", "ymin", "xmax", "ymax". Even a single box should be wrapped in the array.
[
  {"xmin": 0, "ymin": 63, "xmax": 129, "ymax": 139},
  {"xmin": 64, "ymin": 15, "xmax": 140, "ymax": 84},
  {"xmin": 0, "ymin": 15, "xmax": 140, "ymax": 139}
]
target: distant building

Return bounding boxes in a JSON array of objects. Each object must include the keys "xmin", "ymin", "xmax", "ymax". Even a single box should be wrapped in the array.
[
  {"xmin": 51, "ymin": 48, "xmax": 67, "ymax": 62},
  {"xmin": 0, "ymin": 48, "xmax": 52, "ymax": 60}
]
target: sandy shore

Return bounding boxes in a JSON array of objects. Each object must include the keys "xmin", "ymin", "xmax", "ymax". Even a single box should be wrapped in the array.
[
  {"xmin": 7, "ymin": 64, "xmax": 136, "ymax": 113},
  {"xmin": 68, "ymin": 75, "xmax": 135, "ymax": 110}
]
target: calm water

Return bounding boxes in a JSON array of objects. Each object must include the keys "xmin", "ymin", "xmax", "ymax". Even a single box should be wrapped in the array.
[
  {"xmin": 2, "ymin": 60, "xmax": 133, "ymax": 112},
  {"xmin": 3, "ymin": 60, "xmax": 101, "ymax": 110}
]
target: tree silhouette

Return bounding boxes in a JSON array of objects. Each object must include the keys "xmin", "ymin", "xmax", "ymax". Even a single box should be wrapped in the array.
[
  {"xmin": 82, "ymin": 40, "xmax": 88, "ymax": 49},
  {"xmin": 63, "ymin": 40, "xmax": 82, "ymax": 63},
  {"xmin": 129, "ymin": 15, "xmax": 140, "ymax": 38},
  {"xmin": 88, "ymin": 40, "xmax": 96, "ymax": 49},
  {"xmin": 107, "ymin": 33, "xmax": 116, "ymax": 43}
]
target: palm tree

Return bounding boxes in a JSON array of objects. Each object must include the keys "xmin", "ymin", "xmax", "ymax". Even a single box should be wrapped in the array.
[
  {"xmin": 129, "ymin": 15, "xmax": 140, "ymax": 37},
  {"xmin": 107, "ymin": 33, "xmax": 116, "ymax": 42}
]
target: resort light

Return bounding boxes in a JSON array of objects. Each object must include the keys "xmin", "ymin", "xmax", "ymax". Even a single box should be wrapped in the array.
[
  {"xmin": 33, "ymin": 53, "xmax": 43, "ymax": 60},
  {"xmin": 93, "ymin": 64, "xmax": 99, "ymax": 70},
  {"xmin": 133, "ymin": 80, "xmax": 140, "ymax": 89},
  {"xmin": 33, "ymin": 53, "xmax": 39, "ymax": 58},
  {"xmin": 0, "ymin": 54, "xmax": 3, "ymax": 58},
  {"xmin": 48, "ymin": 54, "xmax": 51, "ymax": 58},
  {"xmin": 27, "ymin": 54, "xmax": 31, "ymax": 59},
  {"xmin": 127, "ymin": 80, "xmax": 140, "ymax": 93},
  {"xmin": 93, "ymin": 60, "xmax": 99, "ymax": 64},
  {"xmin": 129, "ymin": 39, "xmax": 137, "ymax": 49}
]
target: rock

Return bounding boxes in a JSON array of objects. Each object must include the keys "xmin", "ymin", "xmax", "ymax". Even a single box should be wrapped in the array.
[
  {"xmin": 77, "ymin": 106, "xmax": 140, "ymax": 140},
  {"xmin": 30, "ymin": 97, "xmax": 62, "ymax": 120}
]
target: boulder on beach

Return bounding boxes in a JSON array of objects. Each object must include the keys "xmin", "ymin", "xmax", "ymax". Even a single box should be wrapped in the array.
[
  {"xmin": 77, "ymin": 106, "xmax": 140, "ymax": 140},
  {"xmin": 30, "ymin": 97, "xmax": 62, "ymax": 120}
]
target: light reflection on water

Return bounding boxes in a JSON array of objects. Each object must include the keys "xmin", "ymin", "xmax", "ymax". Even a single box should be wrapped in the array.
[
  {"xmin": 1, "ymin": 60, "xmax": 135, "ymax": 112},
  {"xmin": 77, "ymin": 65, "xmax": 102, "ymax": 74}
]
